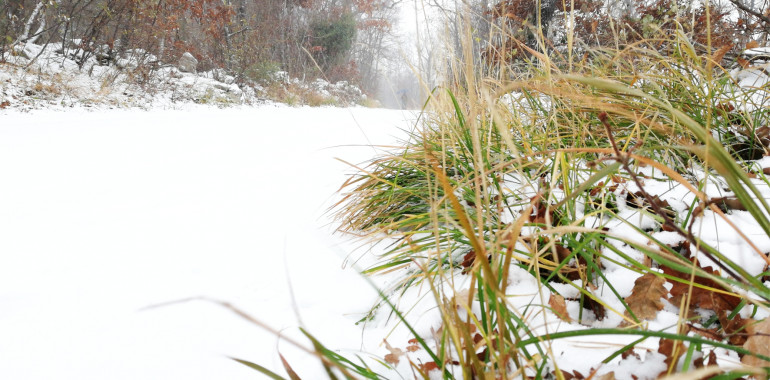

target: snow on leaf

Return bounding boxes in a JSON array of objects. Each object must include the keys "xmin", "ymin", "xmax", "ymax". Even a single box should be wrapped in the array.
[
  {"xmin": 742, "ymin": 318, "xmax": 770, "ymax": 368},
  {"xmin": 622, "ymin": 273, "xmax": 667, "ymax": 323},
  {"xmin": 548, "ymin": 293, "xmax": 572, "ymax": 323}
]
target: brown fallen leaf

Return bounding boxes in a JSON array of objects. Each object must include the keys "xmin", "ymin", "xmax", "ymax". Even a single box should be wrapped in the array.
[
  {"xmin": 711, "ymin": 196, "xmax": 747, "ymax": 212},
  {"xmin": 549, "ymin": 293, "xmax": 572, "ymax": 323},
  {"xmin": 712, "ymin": 44, "xmax": 733, "ymax": 65},
  {"xmin": 406, "ymin": 338, "xmax": 421, "ymax": 352},
  {"xmin": 662, "ymin": 260, "xmax": 741, "ymax": 313},
  {"xmin": 622, "ymin": 273, "xmax": 667, "ymax": 325},
  {"xmin": 657, "ymin": 366, "xmax": 727, "ymax": 380},
  {"xmin": 383, "ymin": 340, "xmax": 404, "ymax": 365},
  {"xmin": 658, "ymin": 338, "xmax": 686, "ymax": 376},
  {"xmin": 418, "ymin": 361, "xmax": 440, "ymax": 374},
  {"xmin": 743, "ymin": 318, "xmax": 770, "ymax": 369},
  {"xmin": 582, "ymin": 292, "xmax": 606, "ymax": 321},
  {"xmin": 719, "ymin": 310, "xmax": 754, "ymax": 346},
  {"xmin": 558, "ymin": 369, "xmax": 585, "ymax": 379}
]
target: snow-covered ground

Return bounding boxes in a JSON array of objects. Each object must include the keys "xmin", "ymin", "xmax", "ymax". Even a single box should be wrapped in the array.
[{"xmin": 0, "ymin": 105, "xmax": 417, "ymax": 379}]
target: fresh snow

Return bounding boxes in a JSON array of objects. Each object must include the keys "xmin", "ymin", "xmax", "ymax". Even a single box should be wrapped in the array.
[{"xmin": 0, "ymin": 105, "xmax": 417, "ymax": 379}]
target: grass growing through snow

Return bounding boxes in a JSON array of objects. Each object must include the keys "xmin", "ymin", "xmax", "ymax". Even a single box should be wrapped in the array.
[{"xmin": 236, "ymin": 16, "xmax": 770, "ymax": 380}]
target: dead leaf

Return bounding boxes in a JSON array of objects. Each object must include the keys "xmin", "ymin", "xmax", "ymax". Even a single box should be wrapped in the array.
[
  {"xmin": 549, "ymin": 293, "xmax": 572, "ymax": 323},
  {"xmin": 658, "ymin": 338, "xmax": 686, "ymax": 376},
  {"xmin": 706, "ymin": 349, "xmax": 717, "ymax": 366},
  {"xmin": 418, "ymin": 361, "xmax": 440, "ymax": 374},
  {"xmin": 720, "ymin": 310, "xmax": 753, "ymax": 346},
  {"xmin": 460, "ymin": 251, "xmax": 475, "ymax": 272},
  {"xmin": 589, "ymin": 182, "xmax": 604, "ymax": 196},
  {"xmin": 582, "ymin": 293, "xmax": 606, "ymax": 321},
  {"xmin": 657, "ymin": 366, "xmax": 726, "ymax": 380},
  {"xmin": 711, "ymin": 196, "xmax": 747, "ymax": 212},
  {"xmin": 622, "ymin": 273, "xmax": 667, "ymax": 324},
  {"xmin": 558, "ymin": 369, "xmax": 585, "ymax": 379},
  {"xmin": 662, "ymin": 260, "xmax": 741, "ymax": 313},
  {"xmin": 743, "ymin": 318, "xmax": 770, "ymax": 368},
  {"xmin": 406, "ymin": 338, "xmax": 420, "ymax": 352},
  {"xmin": 747, "ymin": 40, "xmax": 760, "ymax": 49},
  {"xmin": 383, "ymin": 340, "xmax": 404, "ymax": 365},
  {"xmin": 621, "ymin": 347, "xmax": 640, "ymax": 360},
  {"xmin": 712, "ymin": 44, "xmax": 733, "ymax": 64}
]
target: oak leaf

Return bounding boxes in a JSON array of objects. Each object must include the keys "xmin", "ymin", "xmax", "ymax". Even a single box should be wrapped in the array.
[{"xmin": 622, "ymin": 273, "xmax": 667, "ymax": 324}]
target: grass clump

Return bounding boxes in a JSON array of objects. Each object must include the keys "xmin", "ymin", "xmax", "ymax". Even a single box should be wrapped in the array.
[
  {"xmin": 236, "ymin": 13, "xmax": 770, "ymax": 380},
  {"xmin": 325, "ymin": 29, "xmax": 770, "ymax": 380}
]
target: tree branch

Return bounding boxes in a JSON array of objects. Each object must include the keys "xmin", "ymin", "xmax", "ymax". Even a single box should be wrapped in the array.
[{"xmin": 727, "ymin": 0, "xmax": 770, "ymax": 29}]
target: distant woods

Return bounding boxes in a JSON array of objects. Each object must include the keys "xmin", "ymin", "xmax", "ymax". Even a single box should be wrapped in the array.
[
  {"xmin": 413, "ymin": 0, "xmax": 770, "ymax": 86},
  {"xmin": 0, "ymin": 0, "xmax": 401, "ymax": 93}
]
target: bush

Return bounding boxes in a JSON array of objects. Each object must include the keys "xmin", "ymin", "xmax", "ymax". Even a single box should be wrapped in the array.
[{"xmin": 309, "ymin": 12, "xmax": 357, "ymax": 71}]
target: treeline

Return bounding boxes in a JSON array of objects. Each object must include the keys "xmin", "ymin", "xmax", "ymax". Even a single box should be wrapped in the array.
[
  {"xmin": 415, "ymin": 0, "xmax": 770, "ymax": 87},
  {"xmin": 0, "ymin": 0, "xmax": 400, "ymax": 92},
  {"xmin": 485, "ymin": 0, "xmax": 770, "ymax": 62}
]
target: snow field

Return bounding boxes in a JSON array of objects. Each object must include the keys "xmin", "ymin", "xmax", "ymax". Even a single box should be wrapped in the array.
[{"xmin": 0, "ymin": 106, "xmax": 416, "ymax": 379}]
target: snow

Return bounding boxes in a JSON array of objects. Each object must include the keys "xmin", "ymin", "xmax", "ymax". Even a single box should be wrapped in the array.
[{"xmin": 0, "ymin": 105, "xmax": 418, "ymax": 379}]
